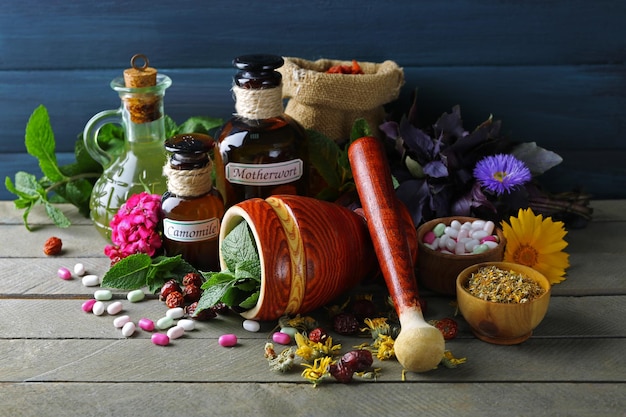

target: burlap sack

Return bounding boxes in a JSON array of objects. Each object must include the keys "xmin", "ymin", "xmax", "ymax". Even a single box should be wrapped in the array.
[{"xmin": 279, "ymin": 57, "xmax": 404, "ymax": 142}]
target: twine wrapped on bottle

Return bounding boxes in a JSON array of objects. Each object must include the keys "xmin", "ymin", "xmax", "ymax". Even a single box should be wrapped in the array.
[{"xmin": 279, "ymin": 57, "xmax": 405, "ymax": 142}]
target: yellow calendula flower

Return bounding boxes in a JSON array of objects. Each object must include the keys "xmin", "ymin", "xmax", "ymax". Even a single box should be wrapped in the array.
[
  {"xmin": 294, "ymin": 333, "xmax": 341, "ymax": 362},
  {"xmin": 373, "ymin": 335, "xmax": 395, "ymax": 360},
  {"xmin": 501, "ymin": 208, "xmax": 570, "ymax": 284},
  {"xmin": 301, "ymin": 356, "xmax": 333, "ymax": 386}
]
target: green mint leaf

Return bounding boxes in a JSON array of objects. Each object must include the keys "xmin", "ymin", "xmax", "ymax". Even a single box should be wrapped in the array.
[
  {"xmin": 350, "ymin": 118, "xmax": 372, "ymax": 142},
  {"xmin": 25, "ymin": 105, "xmax": 67, "ymax": 183},
  {"xmin": 144, "ymin": 255, "xmax": 199, "ymax": 293},
  {"xmin": 221, "ymin": 220, "xmax": 259, "ymax": 273},
  {"xmin": 221, "ymin": 285, "xmax": 246, "ymax": 307},
  {"xmin": 306, "ymin": 129, "xmax": 342, "ymax": 191},
  {"xmin": 101, "ymin": 254, "xmax": 153, "ymax": 290},
  {"xmin": 44, "ymin": 202, "xmax": 71, "ymax": 228},
  {"xmin": 194, "ymin": 280, "xmax": 233, "ymax": 314},
  {"xmin": 202, "ymin": 271, "xmax": 238, "ymax": 288},
  {"xmin": 174, "ymin": 116, "xmax": 224, "ymax": 136},
  {"xmin": 238, "ymin": 291, "xmax": 259, "ymax": 310}
]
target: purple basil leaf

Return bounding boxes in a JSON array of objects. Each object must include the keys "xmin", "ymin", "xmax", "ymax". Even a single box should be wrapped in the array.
[
  {"xmin": 395, "ymin": 179, "xmax": 430, "ymax": 225},
  {"xmin": 399, "ymin": 117, "xmax": 434, "ymax": 159},
  {"xmin": 423, "ymin": 160, "xmax": 448, "ymax": 178}
]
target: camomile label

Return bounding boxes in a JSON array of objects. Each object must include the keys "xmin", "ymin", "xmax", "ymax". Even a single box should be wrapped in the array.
[
  {"xmin": 163, "ymin": 218, "xmax": 220, "ymax": 242},
  {"xmin": 225, "ymin": 159, "xmax": 303, "ymax": 186}
]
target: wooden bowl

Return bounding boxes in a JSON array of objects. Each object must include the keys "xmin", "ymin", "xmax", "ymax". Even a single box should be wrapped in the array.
[
  {"xmin": 456, "ymin": 261, "xmax": 551, "ymax": 345},
  {"xmin": 416, "ymin": 216, "xmax": 506, "ymax": 296}
]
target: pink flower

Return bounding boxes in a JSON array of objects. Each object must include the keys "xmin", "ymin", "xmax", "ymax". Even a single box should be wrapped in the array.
[{"xmin": 104, "ymin": 192, "xmax": 162, "ymax": 261}]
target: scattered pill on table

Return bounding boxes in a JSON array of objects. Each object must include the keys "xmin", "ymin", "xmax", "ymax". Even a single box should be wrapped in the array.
[
  {"xmin": 92, "ymin": 301, "xmax": 105, "ymax": 316},
  {"xmin": 81, "ymin": 274, "xmax": 100, "ymax": 287},
  {"xmin": 138, "ymin": 318, "xmax": 155, "ymax": 331},
  {"xmin": 177, "ymin": 319, "xmax": 195, "ymax": 331},
  {"xmin": 243, "ymin": 319, "xmax": 260, "ymax": 332},
  {"xmin": 156, "ymin": 316, "xmax": 175, "ymax": 330},
  {"xmin": 106, "ymin": 301, "xmax": 123, "ymax": 315},
  {"xmin": 113, "ymin": 315, "xmax": 131, "ymax": 328},
  {"xmin": 151, "ymin": 333, "xmax": 170, "ymax": 346},
  {"xmin": 81, "ymin": 299, "xmax": 97, "ymax": 313},
  {"xmin": 57, "ymin": 267, "xmax": 72, "ymax": 280},
  {"xmin": 94, "ymin": 289, "xmax": 113, "ymax": 301},
  {"xmin": 167, "ymin": 326, "xmax": 185, "ymax": 340},
  {"xmin": 73, "ymin": 263, "xmax": 86, "ymax": 277},
  {"xmin": 121, "ymin": 322, "xmax": 136, "ymax": 337},
  {"xmin": 127, "ymin": 289, "xmax": 145, "ymax": 303},
  {"xmin": 280, "ymin": 327, "xmax": 298, "ymax": 338},
  {"xmin": 272, "ymin": 331, "xmax": 291, "ymax": 345},
  {"xmin": 165, "ymin": 307, "xmax": 185, "ymax": 319},
  {"xmin": 218, "ymin": 334, "xmax": 237, "ymax": 347}
]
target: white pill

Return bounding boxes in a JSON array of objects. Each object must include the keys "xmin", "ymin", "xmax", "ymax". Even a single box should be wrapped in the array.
[
  {"xmin": 454, "ymin": 241, "xmax": 466, "ymax": 255},
  {"xmin": 113, "ymin": 315, "xmax": 131, "ymax": 328},
  {"xmin": 457, "ymin": 228, "xmax": 469, "ymax": 240},
  {"xmin": 94, "ymin": 289, "xmax": 113, "ymax": 301},
  {"xmin": 471, "ymin": 230, "xmax": 489, "ymax": 240},
  {"xmin": 121, "ymin": 322, "xmax": 136, "ymax": 337},
  {"xmin": 444, "ymin": 226, "xmax": 459, "ymax": 239},
  {"xmin": 243, "ymin": 319, "xmax": 261, "ymax": 332},
  {"xmin": 445, "ymin": 238, "xmax": 457, "ymax": 252},
  {"xmin": 450, "ymin": 220, "xmax": 462, "ymax": 230},
  {"xmin": 106, "ymin": 301, "xmax": 123, "ymax": 315},
  {"xmin": 73, "ymin": 263, "xmax": 86, "ymax": 277},
  {"xmin": 471, "ymin": 219, "xmax": 486, "ymax": 230},
  {"xmin": 484, "ymin": 240, "xmax": 499, "ymax": 249},
  {"xmin": 166, "ymin": 307, "xmax": 185, "ymax": 319},
  {"xmin": 438, "ymin": 234, "xmax": 449, "ymax": 249},
  {"xmin": 464, "ymin": 239, "xmax": 480, "ymax": 252},
  {"xmin": 92, "ymin": 301, "xmax": 105, "ymax": 316},
  {"xmin": 82, "ymin": 274, "xmax": 100, "ymax": 287},
  {"xmin": 167, "ymin": 326, "xmax": 185, "ymax": 340},
  {"xmin": 483, "ymin": 220, "xmax": 495, "ymax": 235},
  {"xmin": 177, "ymin": 319, "xmax": 195, "ymax": 331},
  {"xmin": 461, "ymin": 221, "xmax": 473, "ymax": 230}
]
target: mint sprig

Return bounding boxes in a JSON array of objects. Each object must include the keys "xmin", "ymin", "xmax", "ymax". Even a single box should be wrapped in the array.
[
  {"xmin": 101, "ymin": 253, "xmax": 199, "ymax": 294},
  {"xmin": 6, "ymin": 104, "xmax": 223, "ymax": 230},
  {"xmin": 194, "ymin": 220, "xmax": 261, "ymax": 315}
]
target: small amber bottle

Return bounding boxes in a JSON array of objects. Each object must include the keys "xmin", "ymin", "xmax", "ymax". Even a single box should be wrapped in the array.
[
  {"xmin": 213, "ymin": 54, "xmax": 309, "ymax": 207},
  {"xmin": 161, "ymin": 133, "xmax": 225, "ymax": 272}
]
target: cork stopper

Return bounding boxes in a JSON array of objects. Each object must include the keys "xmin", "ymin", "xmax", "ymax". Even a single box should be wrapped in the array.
[{"xmin": 123, "ymin": 54, "xmax": 157, "ymax": 88}]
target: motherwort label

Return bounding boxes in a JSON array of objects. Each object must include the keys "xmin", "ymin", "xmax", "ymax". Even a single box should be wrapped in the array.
[
  {"xmin": 225, "ymin": 159, "xmax": 303, "ymax": 186},
  {"xmin": 163, "ymin": 218, "xmax": 220, "ymax": 242}
]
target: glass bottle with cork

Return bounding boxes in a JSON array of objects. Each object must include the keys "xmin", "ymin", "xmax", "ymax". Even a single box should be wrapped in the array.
[
  {"xmin": 161, "ymin": 133, "xmax": 224, "ymax": 272},
  {"xmin": 84, "ymin": 54, "xmax": 170, "ymax": 239},
  {"xmin": 213, "ymin": 54, "xmax": 309, "ymax": 208}
]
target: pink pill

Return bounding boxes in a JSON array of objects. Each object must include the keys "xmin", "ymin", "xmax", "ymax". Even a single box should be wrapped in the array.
[
  {"xmin": 138, "ymin": 318, "xmax": 155, "ymax": 331},
  {"xmin": 422, "ymin": 231, "xmax": 436, "ymax": 245},
  {"xmin": 481, "ymin": 235, "xmax": 497, "ymax": 243},
  {"xmin": 151, "ymin": 333, "xmax": 170, "ymax": 346},
  {"xmin": 81, "ymin": 299, "xmax": 97, "ymax": 313},
  {"xmin": 218, "ymin": 333, "xmax": 238, "ymax": 347},
  {"xmin": 57, "ymin": 267, "xmax": 72, "ymax": 280},
  {"xmin": 272, "ymin": 332, "xmax": 291, "ymax": 345}
]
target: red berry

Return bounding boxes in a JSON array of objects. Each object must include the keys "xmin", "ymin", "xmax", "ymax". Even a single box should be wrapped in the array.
[
  {"xmin": 308, "ymin": 327, "xmax": 329, "ymax": 344},
  {"xmin": 165, "ymin": 291, "xmax": 185, "ymax": 308},
  {"xmin": 340, "ymin": 350, "xmax": 373, "ymax": 372},
  {"xmin": 332, "ymin": 313, "xmax": 360, "ymax": 335},
  {"xmin": 210, "ymin": 302, "xmax": 230, "ymax": 315},
  {"xmin": 434, "ymin": 317, "xmax": 458, "ymax": 340},
  {"xmin": 182, "ymin": 272, "xmax": 203, "ymax": 287},
  {"xmin": 183, "ymin": 284, "xmax": 202, "ymax": 302},
  {"xmin": 328, "ymin": 361, "xmax": 354, "ymax": 383},
  {"xmin": 186, "ymin": 302, "xmax": 217, "ymax": 321},
  {"xmin": 350, "ymin": 298, "xmax": 377, "ymax": 321},
  {"xmin": 160, "ymin": 279, "xmax": 182, "ymax": 301}
]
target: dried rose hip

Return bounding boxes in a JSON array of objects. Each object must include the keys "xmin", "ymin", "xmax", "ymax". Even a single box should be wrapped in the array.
[
  {"xmin": 165, "ymin": 291, "xmax": 185, "ymax": 308},
  {"xmin": 434, "ymin": 317, "xmax": 458, "ymax": 340},
  {"xmin": 350, "ymin": 298, "xmax": 377, "ymax": 321},
  {"xmin": 332, "ymin": 312, "xmax": 360, "ymax": 335},
  {"xmin": 186, "ymin": 302, "xmax": 217, "ymax": 321},
  {"xmin": 182, "ymin": 272, "xmax": 203, "ymax": 287},
  {"xmin": 183, "ymin": 284, "xmax": 202, "ymax": 303},
  {"xmin": 340, "ymin": 349, "xmax": 373, "ymax": 372},
  {"xmin": 328, "ymin": 361, "xmax": 354, "ymax": 383},
  {"xmin": 43, "ymin": 236, "xmax": 63, "ymax": 256},
  {"xmin": 160, "ymin": 279, "xmax": 182, "ymax": 301},
  {"xmin": 308, "ymin": 327, "xmax": 329, "ymax": 344}
]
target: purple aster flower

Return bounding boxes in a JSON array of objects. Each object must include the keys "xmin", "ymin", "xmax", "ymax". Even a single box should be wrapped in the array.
[{"xmin": 473, "ymin": 154, "xmax": 531, "ymax": 195}]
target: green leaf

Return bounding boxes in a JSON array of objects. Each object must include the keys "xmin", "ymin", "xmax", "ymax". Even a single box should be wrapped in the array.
[
  {"xmin": 175, "ymin": 116, "xmax": 224, "ymax": 136},
  {"xmin": 202, "ymin": 271, "xmax": 238, "ymax": 288},
  {"xmin": 306, "ymin": 129, "xmax": 342, "ymax": 190},
  {"xmin": 511, "ymin": 142, "xmax": 563, "ymax": 176},
  {"xmin": 43, "ymin": 202, "xmax": 71, "ymax": 228},
  {"xmin": 220, "ymin": 220, "xmax": 259, "ymax": 273},
  {"xmin": 238, "ymin": 291, "xmax": 259, "ymax": 310},
  {"xmin": 24, "ymin": 105, "xmax": 67, "ymax": 182},
  {"xmin": 194, "ymin": 281, "xmax": 232, "ymax": 314},
  {"xmin": 350, "ymin": 118, "xmax": 372, "ymax": 142},
  {"xmin": 101, "ymin": 254, "xmax": 153, "ymax": 290}
]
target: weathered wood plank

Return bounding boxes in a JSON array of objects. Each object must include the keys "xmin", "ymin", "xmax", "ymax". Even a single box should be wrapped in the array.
[
  {"xmin": 1, "ymin": 337, "xmax": 623, "ymax": 383},
  {"xmin": 2, "ymin": 0, "xmax": 623, "ymax": 70},
  {"xmin": 1, "ymin": 382, "xmax": 623, "ymax": 417}
]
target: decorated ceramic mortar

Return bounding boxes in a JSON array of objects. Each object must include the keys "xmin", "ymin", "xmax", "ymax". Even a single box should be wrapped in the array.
[
  {"xmin": 218, "ymin": 195, "xmax": 379, "ymax": 321},
  {"xmin": 416, "ymin": 216, "xmax": 506, "ymax": 296}
]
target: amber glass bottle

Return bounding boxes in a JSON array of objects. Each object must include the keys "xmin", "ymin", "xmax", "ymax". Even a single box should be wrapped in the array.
[
  {"xmin": 213, "ymin": 54, "xmax": 309, "ymax": 208},
  {"xmin": 161, "ymin": 134, "xmax": 224, "ymax": 272}
]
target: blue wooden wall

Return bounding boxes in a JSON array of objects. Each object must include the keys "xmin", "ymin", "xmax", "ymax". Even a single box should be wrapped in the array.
[{"xmin": 1, "ymin": 0, "xmax": 625, "ymax": 200}]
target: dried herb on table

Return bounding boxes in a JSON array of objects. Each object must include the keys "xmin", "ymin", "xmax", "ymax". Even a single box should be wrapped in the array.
[{"xmin": 464, "ymin": 265, "xmax": 545, "ymax": 303}]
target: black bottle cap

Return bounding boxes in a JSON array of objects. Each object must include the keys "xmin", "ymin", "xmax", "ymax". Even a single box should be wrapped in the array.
[
  {"xmin": 165, "ymin": 133, "xmax": 214, "ymax": 169},
  {"xmin": 233, "ymin": 54, "xmax": 283, "ymax": 88}
]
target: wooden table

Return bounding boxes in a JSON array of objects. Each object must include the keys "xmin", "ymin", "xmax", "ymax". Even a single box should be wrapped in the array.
[{"xmin": 1, "ymin": 200, "xmax": 624, "ymax": 417}]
